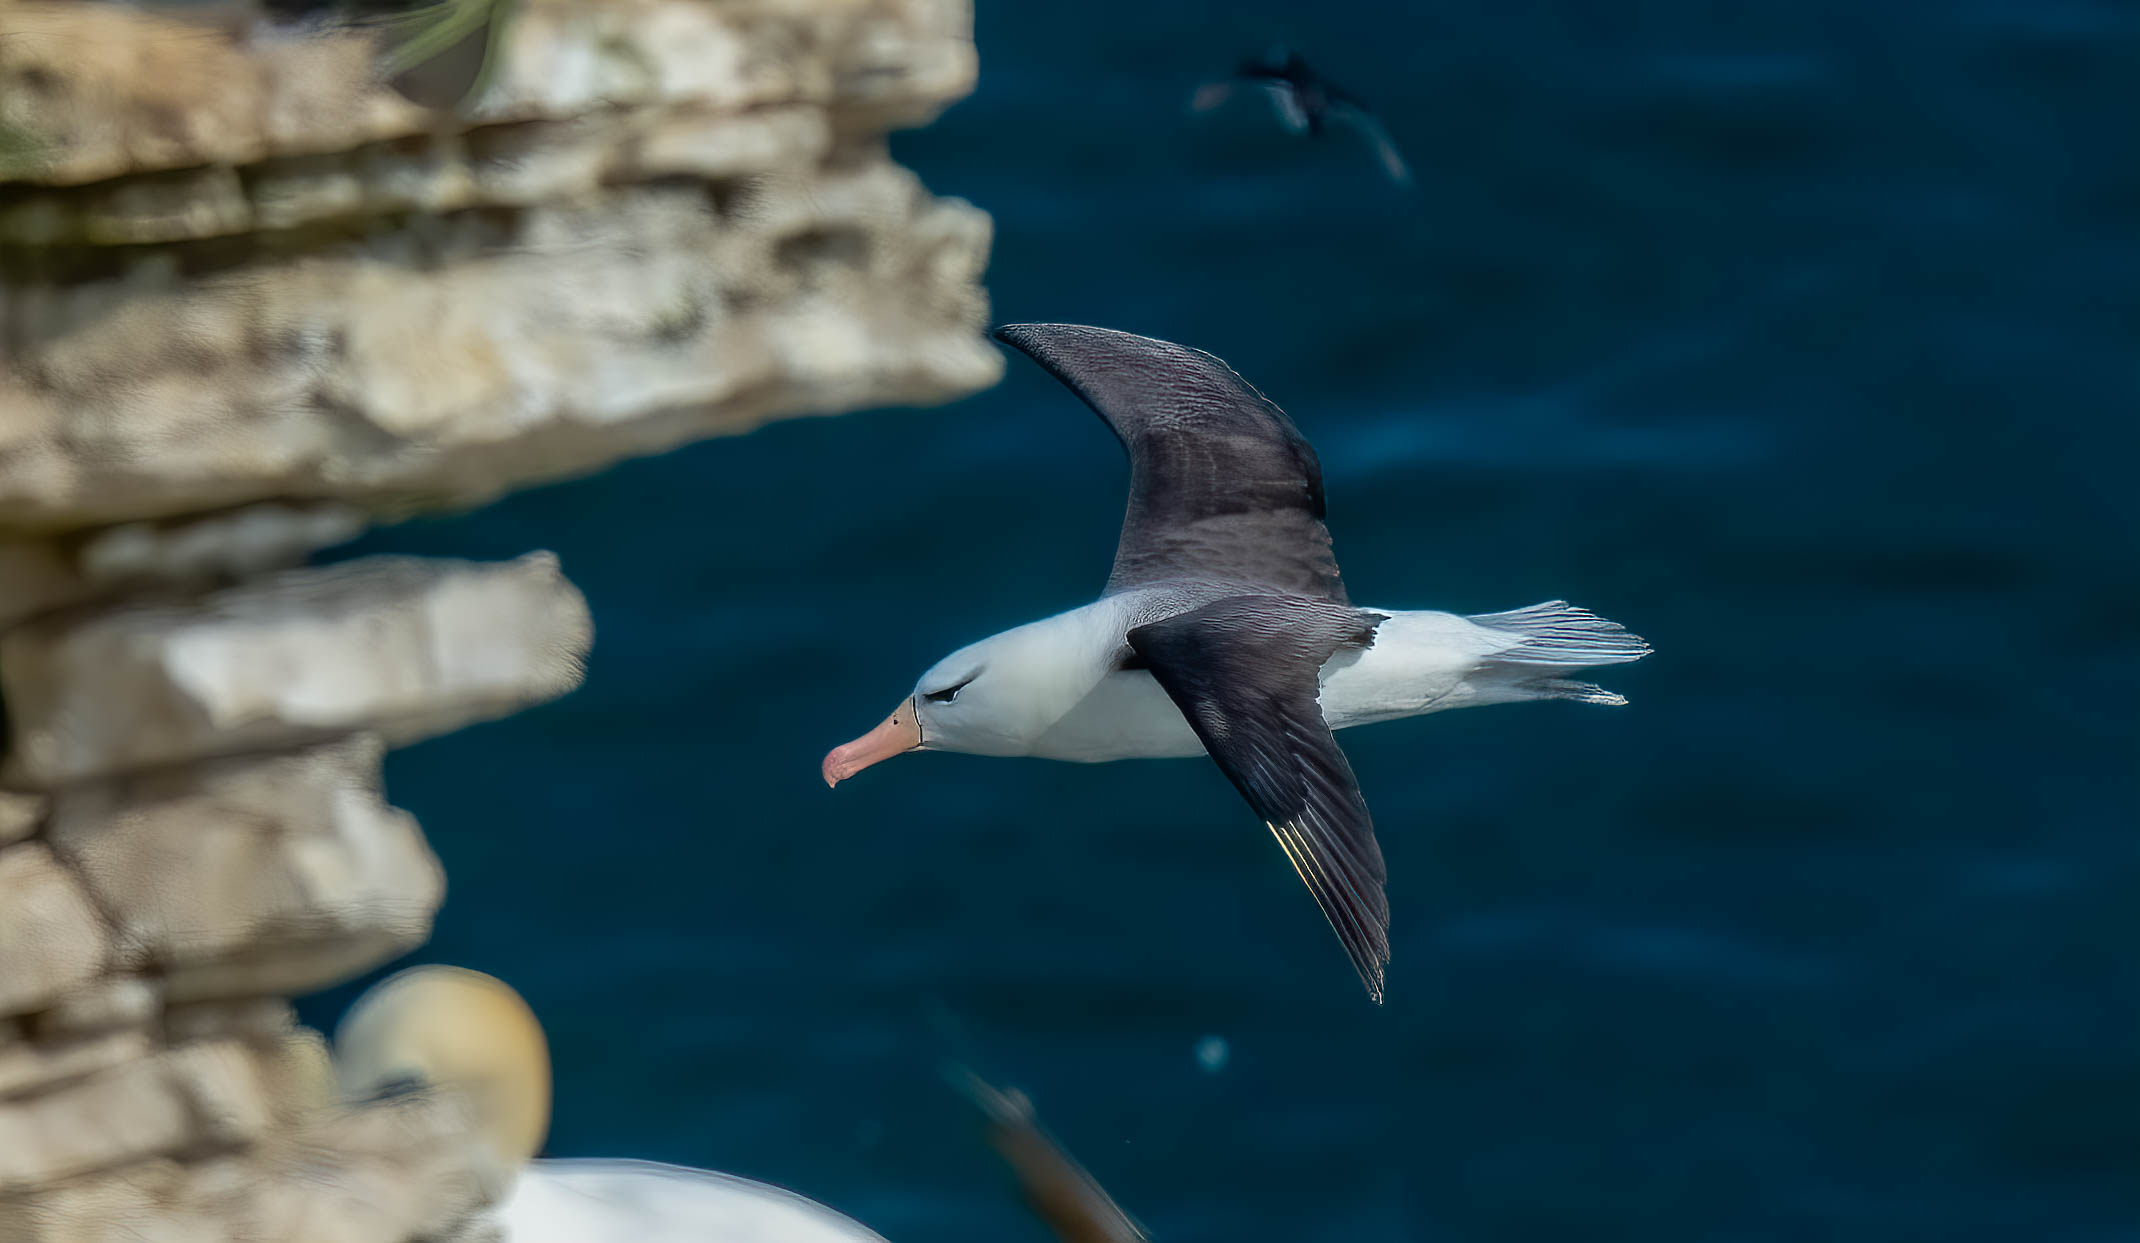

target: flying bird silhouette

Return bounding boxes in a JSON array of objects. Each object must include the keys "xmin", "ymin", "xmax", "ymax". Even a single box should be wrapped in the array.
[{"xmin": 1192, "ymin": 50, "xmax": 1412, "ymax": 184}]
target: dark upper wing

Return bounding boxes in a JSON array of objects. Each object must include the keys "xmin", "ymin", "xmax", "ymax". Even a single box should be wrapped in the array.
[
  {"xmin": 1128, "ymin": 595, "xmax": 1391, "ymax": 1001},
  {"xmin": 993, "ymin": 323, "xmax": 1349, "ymax": 603}
]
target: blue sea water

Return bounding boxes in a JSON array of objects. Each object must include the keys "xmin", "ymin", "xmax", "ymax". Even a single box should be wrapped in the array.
[{"xmin": 300, "ymin": 2, "xmax": 2140, "ymax": 1239}]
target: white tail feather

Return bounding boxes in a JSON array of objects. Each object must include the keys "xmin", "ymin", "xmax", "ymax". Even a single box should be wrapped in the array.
[
  {"xmin": 1467, "ymin": 600, "xmax": 1651, "ymax": 667},
  {"xmin": 1520, "ymin": 677, "xmax": 1629, "ymax": 706}
]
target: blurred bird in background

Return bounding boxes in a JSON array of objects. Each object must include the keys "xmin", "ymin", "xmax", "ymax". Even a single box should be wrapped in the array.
[
  {"xmin": 335, "ymin": 967, "xmax": 1155, "ymax": 1241},
  {"xmin": 1191, "ymin": 47, "xmax": 1412, "ymax": 185},
  {"xmin": 335, "ymin": 966, "xmax": 892, "ymax": 1243}
]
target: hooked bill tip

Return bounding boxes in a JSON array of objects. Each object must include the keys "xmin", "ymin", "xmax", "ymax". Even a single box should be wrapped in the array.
[{"xmin": 820, "ymin": 702, "xmax": 921, "ymax": 789}]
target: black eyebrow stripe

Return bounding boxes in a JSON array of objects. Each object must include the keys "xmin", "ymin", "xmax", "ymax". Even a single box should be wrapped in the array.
[{"xmin": 925, "ymin": 673, "xmax": 980, "ymax": 702}]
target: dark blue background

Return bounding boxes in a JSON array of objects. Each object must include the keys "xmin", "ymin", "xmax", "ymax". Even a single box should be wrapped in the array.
[{"xmin": 302, "ymin": 2, "xmax": 2139, "ymax": 1239}]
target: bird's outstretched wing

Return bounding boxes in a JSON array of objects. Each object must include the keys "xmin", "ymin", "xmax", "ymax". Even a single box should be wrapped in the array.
[
  {"xmin": 1326, "ymin": 100, "xmax": 1412, "ymax": 182},
  {"xmin": 1189, "ymin": 81, "xmax": 1236, "ymax": 112},
  {"xmin": 1128, "ymin": 594, "xmax": 1391, "ymax": 1001},
  {"xmin": 1331, "ymin": 101, "xmax": 1413, "ymax": 185},
  {"xmin": 1260, "ymin": 82, "xmax": 1312, "ymax": 133},
  {"xmin": 993, "ymin": 323, "xmax": 1350, "ymax": 603}
]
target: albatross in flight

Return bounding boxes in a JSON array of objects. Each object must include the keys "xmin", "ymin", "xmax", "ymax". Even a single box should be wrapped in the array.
[{"xmin": 824, "ymin": 324, "xmax": 1650, "ymax": 1002}]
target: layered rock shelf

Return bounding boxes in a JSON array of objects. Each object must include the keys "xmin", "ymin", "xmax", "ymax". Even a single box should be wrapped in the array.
[{"xmin": 0, "ymin": 0, "xmax": 993, "ymax": 1237}]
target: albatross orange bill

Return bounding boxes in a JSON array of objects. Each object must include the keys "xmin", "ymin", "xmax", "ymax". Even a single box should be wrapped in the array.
[{"xmin": 821, "ymin": 700, "xmax": 923, "ymax": 787}]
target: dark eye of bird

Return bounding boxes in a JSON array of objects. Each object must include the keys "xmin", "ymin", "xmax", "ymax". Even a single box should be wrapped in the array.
[
  {"xmin": 366, "ymin": 1072, "xmax": 429, "ymax": 1102},
  {"xmin": 924, "ymin": 676, "xmax": 975, "ymax": 704}
]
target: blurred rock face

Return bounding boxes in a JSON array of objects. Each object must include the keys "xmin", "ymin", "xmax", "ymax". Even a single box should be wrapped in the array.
[
  {"xmin": 0, "ymin": 0, "xmax": 991, "ymax": 1238},
  {"xmin": 0, "ymin": 0, "xmax": 998, "ymax": 529}
]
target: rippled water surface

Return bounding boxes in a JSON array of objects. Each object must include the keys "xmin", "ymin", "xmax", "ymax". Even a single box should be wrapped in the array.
[{"xmin": 302, "ymin": 2, "xmax": 2138, "ymax": 1239}]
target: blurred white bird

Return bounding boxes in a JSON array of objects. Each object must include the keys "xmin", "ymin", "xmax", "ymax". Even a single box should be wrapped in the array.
[{"xmin": 334, "ymin": 965, "xmax": 891, "ymax": 1243}]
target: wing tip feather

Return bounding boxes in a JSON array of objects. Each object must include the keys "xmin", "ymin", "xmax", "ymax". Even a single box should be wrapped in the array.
[{"xmin": 1268, "ymin": 814, "xmax": 1392, "ymax": 1005}]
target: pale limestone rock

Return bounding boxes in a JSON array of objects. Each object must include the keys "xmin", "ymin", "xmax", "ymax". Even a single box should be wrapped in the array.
[
  {"xmin": 0, "ymin": 1042, "xmax": 272, "ymax": 1193},
  {"xmin": 0, "ymin": 504, "xmax": 369, "ymax": 647},
  {"xmin": 828, "ymin": 0, "xmax": 984, "ymax": 130},
  {"xmin": 242, "ymin": 1095, "xmax": 500, "ymax": 1243},
  {"xmin": 1, "ymin": 555, "xmax": 590, "ymax": 785},
  {"xmin": 0, "ymin": 1159, "xmax": 207, "ymax": 1243},
  {"xmin": 74, "ymin": 166, "xmax": 255, "ymax": 247},
  {"xmin": 124, "ymin": 1016, "xmax": 330, "ymax": 1128},
  {"xmin": 261, "ymin": 1026, "xmax": 338, "ymax": 1123},
  {"xmin": 163, "ymin": 998, "xmax": 296, "ymax": 1046},
  {"xmin": 0, "ymin": 845, "xmax": 108, "ymax": 1017},
  {"xmin": 0, "ymin": 544, "xmax": 86, "ymax": 633},
  {"xmin": 44, "ymin": 738, "xmax": 443, "ymax": 1002},
  {"xmin": 628, "ymin": 103, "xmax": 831, "ymax": 181},
  {"xmin": 0, "ymin": 791, "xmax": 43, "ymax": 846},
  {"xmin": 163, "ymin": 1040, "xmax": 277, "ymax": 1148},
  {"xmin": 0, "ymin": 0, "xmax": 972, "ymax": 188},
  {"xmin": 1, "ymin": 89, "xmax": 863, "ymax": 248},
  {"xmin": 0, "ymin": 1040, "xmax": 279, "ymax": 1231},
  {"xmin": 3, "ymin": 1093, "xmax": 496, "ymax": 1243},
  {"xmin": 0, "ymin": 5, "xmax": 290, "ymax": 185},
  {"xmin": 2, "ymin": 1092, "xmax": 492, "ymax": 1243},
  {"xmin": 0, "ymin": 172, "xmax": 996, "ymax": 530},
  {"xmin": 0, "ymin": 0, "xmax": 993, "ymax": 540},
  {"xmin": 75, "ymin": 503, "xmax": 368, "ymax": 588},
  {"xmin": 0, "ymin": 98, "xmax": 850, "ymax": 248},
  {"xmin": 26, "ymin": 978, "xmax": 162, "ymax": 1042},
  {"xmin": 0, "ymin": 1029, "xmax": 151, "ymax": 1102}
]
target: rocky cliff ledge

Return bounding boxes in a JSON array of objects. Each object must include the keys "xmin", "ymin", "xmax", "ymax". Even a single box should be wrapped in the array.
[{"xmin": 0, "ymin": 1, "xmax": 994, "ymax": 1237}]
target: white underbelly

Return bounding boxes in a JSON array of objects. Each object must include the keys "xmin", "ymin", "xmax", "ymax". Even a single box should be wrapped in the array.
[
  {"xmin": 1029, "ymin": 669, "xmax": 1205, "ymax": 760},
  {"xmin": 1027, "ymin": 609, "xmax": 1506, "ymax": 762}
]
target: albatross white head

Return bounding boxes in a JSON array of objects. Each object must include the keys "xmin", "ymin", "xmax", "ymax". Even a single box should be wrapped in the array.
[{"xmin": 821, "ymin": 608, "xmax": 1124, "ymax": 786}]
